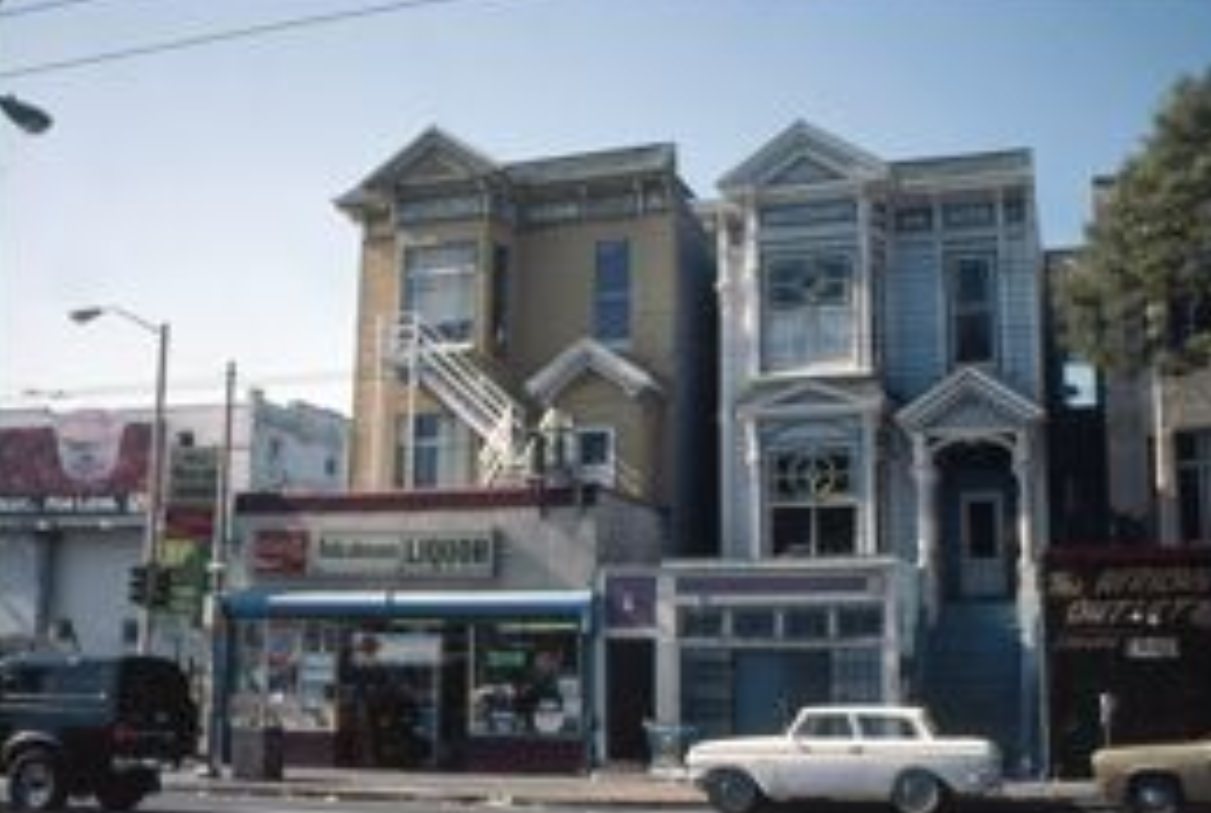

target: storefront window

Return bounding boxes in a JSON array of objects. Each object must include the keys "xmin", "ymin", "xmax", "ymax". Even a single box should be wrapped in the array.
[
  {"xmin": 470, "ymin": 622, "xmax": 582, "ymax": 738},
  {"xmin": 231, "ymin": 619, "xmax": 339, "ymax": 731}
]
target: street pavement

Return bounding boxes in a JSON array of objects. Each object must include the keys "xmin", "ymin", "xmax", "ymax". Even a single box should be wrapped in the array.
[{"xmin": 163, "ymin": 763, "xmax": 1105, "ymax": 810}]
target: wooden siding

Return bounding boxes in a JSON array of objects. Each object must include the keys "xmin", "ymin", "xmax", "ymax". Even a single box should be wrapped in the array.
[{"xmin": 883, "ymin": 237, "xmax": 943, "ymax": 400}]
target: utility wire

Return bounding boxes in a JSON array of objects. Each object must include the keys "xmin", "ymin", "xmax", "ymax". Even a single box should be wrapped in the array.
[
  {"xmin": 0, "ymin": 0, "xmax": 488, "ymax": 79},
  {"xmin": 0, "ymin": 0, "xmax": 117, "ymax": 20}
]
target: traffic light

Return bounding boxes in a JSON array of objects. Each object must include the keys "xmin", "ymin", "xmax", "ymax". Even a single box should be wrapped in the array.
[
  {"xmin": 152, "ymin": 567, "xmax": 174, "ymax": 609},
  {"xmin": 128, "ymin": 565, "xmax": 149, "ymax": 606}
]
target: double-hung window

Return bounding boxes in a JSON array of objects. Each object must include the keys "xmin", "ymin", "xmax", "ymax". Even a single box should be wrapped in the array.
[
  {"xmin": 397, "ymin": 413, "xmax": 470, "ymax": 489},
  {"xmin": 948, "ymin": 251, "xmax": 997, "ymax": 365},
  {"xmin": 594, "ymin": 240, "xmax": 631, "ymax": 345},
  {"xmin": 403, "ymin": 242, "xmax": 477, "ymax": 343},
  {"xmin": 766, "ymin": 443, "xmax": 857, "ymax": 556},
  {"xmin": 761, "ymin": 249, "xmax": 854, "ymax": 371}
]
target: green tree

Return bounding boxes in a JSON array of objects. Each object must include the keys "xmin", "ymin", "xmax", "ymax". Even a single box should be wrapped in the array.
[
  {"xmin": 1060, "ymin": 67, "xmax": 1211, "ymax": 375},
  {"xmin": 1058, "ymin": 67, "xmax": 1211, "ymax": 544}
]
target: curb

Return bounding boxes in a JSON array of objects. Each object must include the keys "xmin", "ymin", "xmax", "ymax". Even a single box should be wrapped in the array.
[{"xmin": 166, "ymin": 778, "xmax": 706, "ymax": 809}]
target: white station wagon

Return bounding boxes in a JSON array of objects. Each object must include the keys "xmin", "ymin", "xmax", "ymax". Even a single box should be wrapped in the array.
[{"xmin": 685, "ymin": 705, "xmax": 1002, "ymax": 813}]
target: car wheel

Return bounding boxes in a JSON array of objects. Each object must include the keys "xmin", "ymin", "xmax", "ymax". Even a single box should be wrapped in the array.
[
  {"xmin": 7, "ymin": 748, "xmax": 68, "ymax": 812},
  {"xmin": 1127, "ymin": 774, "xmax": 1183, "ymax": 813},
  {"xmin": 704, "ymin": 768, "xmax": 764, "ymax": 813},
  {"xmin": 95, "ymin": 774, "xmax": 148, "ymax": 812},
  {"xmin": 891, "ymin": 768, "xmax": 948, "ymax": 813}
]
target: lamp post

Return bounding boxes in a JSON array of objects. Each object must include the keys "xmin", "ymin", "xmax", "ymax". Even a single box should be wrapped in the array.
[
  {"xmin": 69, "ymin": 305, "xmax": 169, "ymax": 654},
  {"xmin": 0, "ymin": 94, "xmax": 52, "ymax": 134}
]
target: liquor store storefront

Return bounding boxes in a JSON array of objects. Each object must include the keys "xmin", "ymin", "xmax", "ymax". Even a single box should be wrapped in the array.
[
  {"xmin": 224, "ymin": 488, "xmax": 665, "ymax": 773},
  {"xmin": 1045, "ymin": 546, "xmax": 1211, "ymax": 777},
  {"xmin": 224, "ymin": 588, "xmax": 593, "ymax": 772}
]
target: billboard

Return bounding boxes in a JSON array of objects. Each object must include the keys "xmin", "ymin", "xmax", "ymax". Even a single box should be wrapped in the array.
[{"xmin": 0, "ymin": 411, "xmax": 150, "ymax": 516}]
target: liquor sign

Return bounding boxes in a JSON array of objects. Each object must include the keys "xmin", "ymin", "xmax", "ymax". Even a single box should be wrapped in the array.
[{"xmin": 313, "ymin": 532, "xmax": 495, "ymax": 579}]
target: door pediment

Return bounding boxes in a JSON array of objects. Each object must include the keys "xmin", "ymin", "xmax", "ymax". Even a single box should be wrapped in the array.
[{"xmin": 896, "ymin": 367, "xmax": 1041, "ymax": 434}]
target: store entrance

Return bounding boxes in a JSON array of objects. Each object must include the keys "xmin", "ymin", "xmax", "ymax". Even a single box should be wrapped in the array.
[{"xmin": 338, "ymin": 631, "xmax": 444, "ymax": 769}]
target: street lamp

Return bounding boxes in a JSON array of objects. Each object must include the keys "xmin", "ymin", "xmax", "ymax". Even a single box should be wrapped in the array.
[
  {"xmin": 0, "ymin": 94, "xmax": 52, "ymax": 134},
  {"xmin": 69, "ymin": 305, "xmax": 170, "ymax": 655}
]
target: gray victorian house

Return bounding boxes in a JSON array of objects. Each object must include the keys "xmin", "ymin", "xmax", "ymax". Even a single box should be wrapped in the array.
[{"xmin": 712, "ymin": 121, "xmax": 1047, "ymax": 771}]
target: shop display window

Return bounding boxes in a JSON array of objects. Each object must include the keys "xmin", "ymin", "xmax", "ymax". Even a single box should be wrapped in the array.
[
  {"xmin": 230, "ymin": 619, "xmax": 339, "ymax": 731},
  {"xmin": 470, "ymin": 622, "xmax": 582, "ymax": 738}
]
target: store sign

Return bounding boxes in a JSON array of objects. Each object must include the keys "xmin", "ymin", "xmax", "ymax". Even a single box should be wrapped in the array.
[
  {"xmin": 313, "ymin": 532, "xmax": 495, "ymax": 578},
  {"xmin": 1046, "ymin": 558, "xmax": 1211, "ymax": 652},
  {"xmin": 169, "ymin": 447, "xmax": 218, "ymax": 505},
  {"xmin": 252, "ymin": 529, "xmax": 309, "ymax": 576}
]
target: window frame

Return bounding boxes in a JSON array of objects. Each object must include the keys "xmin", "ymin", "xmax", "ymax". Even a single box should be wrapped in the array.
[
  {"xmin": 593, "ymin": 239, "xmax": 631, "ymax": 346},
  {"xmin": 947, "ymin": 250, "xmax": 998, "ymax": 366},
  {"xmin": 765, "ymin": 442, "xmax": 859, "ymax": 557},
  {"xmin": 760, "ymin": 247, "xmax": 857, "ymax": 372},
  {"xmin": 402, "ymin": 241, "xmax": 478, "ymax": 345}
]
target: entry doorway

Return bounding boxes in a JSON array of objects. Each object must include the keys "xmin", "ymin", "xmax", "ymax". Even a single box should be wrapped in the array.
[
  {"xmin": 337, "ymin": 631, "xmax": 443, "ymax": 768},
  {"xmin": 606, "ymin": 639, "xmax": 653, "ymax": 762}
]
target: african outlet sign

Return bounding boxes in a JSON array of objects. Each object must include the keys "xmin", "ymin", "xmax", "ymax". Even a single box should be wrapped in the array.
[
  {"xmin": 1045, "ymin": 551, "xmax": 1211, "ymax": 656},
  {"xmin": 312, "ymin": 531, "xmax": 496, "ymax": 578}
]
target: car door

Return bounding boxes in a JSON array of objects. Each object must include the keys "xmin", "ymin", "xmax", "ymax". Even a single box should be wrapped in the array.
[{"xmin": 778, "ymin": 711, "xmax": 864, "ymax": 799}]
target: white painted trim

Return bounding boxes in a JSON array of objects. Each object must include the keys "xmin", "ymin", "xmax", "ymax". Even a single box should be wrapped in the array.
[{"xmin": 525, "ymin": 338, "xmax": 662, "ymax": 403}]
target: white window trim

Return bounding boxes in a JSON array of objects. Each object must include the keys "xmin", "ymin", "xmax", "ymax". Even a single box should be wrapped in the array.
[{"xmin": 946, "ymin": 250, "xmax": 999, "ymax": 368}]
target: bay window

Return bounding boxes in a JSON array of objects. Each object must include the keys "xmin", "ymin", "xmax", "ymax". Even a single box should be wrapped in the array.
[
  {"xmin": 761, "ymin": 249, "xmax": 855, "ymax": 371},
  {"xmin": 767, "ymin": 443, "xmax": 858, "ymax": 556},
  {"xmin": 403, "ymin": 242, "xmax": 477, "ymax": 343}
]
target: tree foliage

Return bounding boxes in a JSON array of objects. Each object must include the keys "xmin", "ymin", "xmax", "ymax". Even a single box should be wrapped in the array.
[{"xmin": 1059, "ymin": 67, "xmax": 1211, "ymax": 375}]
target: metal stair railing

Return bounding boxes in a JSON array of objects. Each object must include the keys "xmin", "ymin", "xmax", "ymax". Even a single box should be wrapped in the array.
[{"xmin": 390, "ymin": 312, "xmax": 528, "ymax": 483}]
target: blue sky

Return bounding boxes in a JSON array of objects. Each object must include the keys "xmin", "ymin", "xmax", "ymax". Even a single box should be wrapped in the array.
[{"xmin": 2, "ymin": 0, "xmax": 1210, "ymax": 414}]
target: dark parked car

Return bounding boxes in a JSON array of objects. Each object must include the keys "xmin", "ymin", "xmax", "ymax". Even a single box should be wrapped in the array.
[{"xmin": 0, "ymin": 653, "xmax": 197, "ymax": 811}]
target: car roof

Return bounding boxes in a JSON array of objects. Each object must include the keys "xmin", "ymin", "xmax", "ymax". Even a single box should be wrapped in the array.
[{"xmin": 796, "ymin": 705, "xmax": 926, "ymax": 716}]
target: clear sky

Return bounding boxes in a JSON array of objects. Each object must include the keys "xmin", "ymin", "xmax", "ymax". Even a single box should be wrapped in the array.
[{"xmin": 2, "ymin": 0, "xmax": 1210, "ymax": 415}]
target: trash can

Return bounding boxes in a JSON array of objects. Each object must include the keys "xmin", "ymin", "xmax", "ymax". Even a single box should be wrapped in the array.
[
  {"xmin": 231, "ymin": 725, "xmax": 284, "ymax": 780},
  {"xmin": 643, "ymin": 720, "xmax": 696, "ymax": 775}
]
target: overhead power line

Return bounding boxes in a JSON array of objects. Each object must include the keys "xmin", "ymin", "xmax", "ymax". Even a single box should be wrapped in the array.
[
  {"xmin": 0, "ymin": 0, "xmax": 487, "ymax": 79},
  {"xmin": 0, "ymin": 0, "xmax": 116, "ymax": 20}
]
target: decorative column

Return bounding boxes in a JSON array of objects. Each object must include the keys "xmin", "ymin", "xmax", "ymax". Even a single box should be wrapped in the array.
[
  {"xmin": 1013, "ymin": 428, "xmax": 1044, "ymax": 776},
  {"xmin": 1012, "ymin": 430, "xmax": 1039, "ymax": 643},
  {"xmin": 744, "ymin": 420, "xmax": 763, "ymax": 560},
  {"xmin": 911, "ymin": 434, "xmax": 939, "ymax": 625}
]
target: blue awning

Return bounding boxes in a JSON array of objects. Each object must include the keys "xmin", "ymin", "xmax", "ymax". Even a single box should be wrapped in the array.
[{"xmin": 223, "ymin": 588, "xmax": 594, "ymax": 627}]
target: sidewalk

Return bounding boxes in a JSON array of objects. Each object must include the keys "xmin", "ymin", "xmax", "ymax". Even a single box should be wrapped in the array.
[
  {"xmin": 164, "ymin": 764, "xmax": 1102, "ymax": 809},
  {"xmin": 166, "ymin": 764, "xmax": 705, "ymax": 808}
]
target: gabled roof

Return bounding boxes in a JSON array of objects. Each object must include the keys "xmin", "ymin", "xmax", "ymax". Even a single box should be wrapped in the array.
[
  {"xmin": 336, "ymin": 126, "xmax": 500, "ymax": 210},
  {"xmin": 718, "ymin": 120, "xmax": 887, "ymax": 193},
  {"xmin": 525, "ymin": 339, "xmax": 663, "ymax": 405},
  {"xmin": 896, "ymin": 367, "xmax": 1042, "ymax": 432}
]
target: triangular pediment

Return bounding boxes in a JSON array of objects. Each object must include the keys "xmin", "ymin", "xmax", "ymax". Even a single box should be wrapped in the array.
[
  {"xmin": 737, "ymin": 379, "xmax": 884, "ymax": 417},
  {"xmin": 896, "ymin": 367, "xmax": 1041, "ymax": 432},
  {"xmin": 719, "ymin": 120, "xmax": 887, "ymax": 192},
  {"xmin": 526, "ymin": 339, "xmax": 663, "ymax": 405},
  {"xmin": 345, "ymin": 126, "xmax": 499, "ymax": 196}
]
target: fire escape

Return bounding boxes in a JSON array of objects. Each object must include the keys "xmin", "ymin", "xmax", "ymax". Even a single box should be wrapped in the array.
[{"xmin": 388, "ymin": 312, "xmax": 532, "ymax": 485}]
